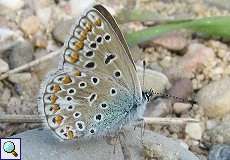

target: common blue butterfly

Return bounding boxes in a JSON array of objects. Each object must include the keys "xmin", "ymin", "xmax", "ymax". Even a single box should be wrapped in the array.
[{"xmin": 38, "ymin": 4, "xmax": 152, "ymax": 140}]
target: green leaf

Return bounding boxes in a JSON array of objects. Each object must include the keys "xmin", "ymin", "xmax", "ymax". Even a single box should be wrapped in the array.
[{"xmin": 126, "ymin": 16, "xmax": 230, "ymax": 47}]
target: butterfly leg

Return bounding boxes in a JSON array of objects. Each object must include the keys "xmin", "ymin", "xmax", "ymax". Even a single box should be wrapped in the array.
[
  {"xmin": 105, "ymin": 131, "xmax": 120, "ymax": 154},
  {"xmin": 138, "ymin": 118, "xmax": 146, "ymax": 144},
  {"xmin": 119, "ymin": 130, "xmax": 132, "ymax": 160}
]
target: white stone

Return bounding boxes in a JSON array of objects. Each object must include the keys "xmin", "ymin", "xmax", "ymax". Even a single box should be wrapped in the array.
[
  {"xmin": 0, "ymin": 0, "xmax": 24, "ymax": 10},
  {"xmin": 136, "ymin": 65, "xmax": 171, "ymax": 93},
  {"xmin": 185, "ymin": 123, "xmax": 203, "ymax": 140},
  {"xmin": 0, "ymin": 28, "xmax": 15, "ymax": 41},
  {"xmin": 36, "ymin": 7, "xmax": 52, "ymax": 27},
  {"xmin": 206, "ymin": 120, "xmax": 218, "ymax": 130},
  {"xmin": 69, "ymin": 0, "xmax": 95, "ymax": 16},
  {"xmin": 173, "ymin": 103, "xmax": 191, "ymax": 114},
  {"xmin": 8, "ymin": 73, "xmax": 32, "ymax": 83},
  {"xmin": 0, "ymin": 59, "xmax": 9, "ymax": 74},
  {"xmin": 197, "ymin": 77, "xmax": 230, "ymax": 118}
]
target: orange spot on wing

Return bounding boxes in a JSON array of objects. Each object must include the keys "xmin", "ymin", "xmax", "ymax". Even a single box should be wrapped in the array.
[
  {"xmin": 67, "ymin": 130, "xmax": 74, "ymax": 139},
  {"xmin": 55, "ymin": 115, "xmax": 63, "ymax": 125},
  {"xmin": 80, "ymin": 31, "xmax": 87, "ymax": 41},
  {"xmin": 95, "ymin": 19, "xmax": 102, "ymax": 26},
  {"xmin": 69, "ymin": 52, "xmax": 80, "ymax": 63},
  {"xmin": 86, "ymin": 23, "xmax": 93, "ymax": 32},
  {"xmin": 53, "ymin": 84, "xmax": 61, "ymax": 93},
  {"xmin": 50, "ymin": 95, "xmax": 58, "ymax": 104},
  {"xmin": 63, "ymin": 76, "xmax": 72, "ymax": 84},
  {"xmin": 74, "ymin": 70, "xmax": 81, "ymax": 77},
  {"xmin": 75, "ymin": 41, "xmax": 84, "ymax": 50},
  {"xmin": 52, "ymin": 104, "xmax": 60, "ymax": 113}
]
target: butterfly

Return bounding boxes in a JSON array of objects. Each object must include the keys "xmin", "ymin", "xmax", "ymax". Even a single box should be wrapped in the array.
[{"xmin": 38, "ymin": 4, "xmax": 153, "ymax": 141}]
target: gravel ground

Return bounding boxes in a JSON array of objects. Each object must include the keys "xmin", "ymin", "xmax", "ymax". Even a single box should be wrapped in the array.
[{"xmin": 0, "ymin": 0, "xmax": 230, "ymax": 159}]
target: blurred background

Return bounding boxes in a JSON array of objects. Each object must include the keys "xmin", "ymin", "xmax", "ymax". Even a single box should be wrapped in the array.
[{"xmin": 0, "ymin": 0, "xmax": 230, "ymax": 159}]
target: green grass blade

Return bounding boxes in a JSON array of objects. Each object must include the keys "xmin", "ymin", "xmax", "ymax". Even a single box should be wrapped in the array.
[{"xmin": 126, "ymin": 16, "xmax": 230, "ymax": 47}]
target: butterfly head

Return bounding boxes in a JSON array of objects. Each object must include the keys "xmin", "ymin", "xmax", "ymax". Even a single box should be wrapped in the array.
[{"xmin": 142, "ymin": 89, "xmax": 154, "ymax": 102}]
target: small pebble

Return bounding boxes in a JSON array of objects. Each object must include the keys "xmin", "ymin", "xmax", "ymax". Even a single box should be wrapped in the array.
[
  {"xmin": 52, "ymin": 19, "xmax": 74, "ymax": 43},
  {"xmin": 173, "ymin": 102, "xmax": 192, "ymax": 114},
  {"xmin": 167, "ymin": 78, "xmax": 193, "ymax": 103},
  {"xmin": 185, "ymin": 123, "xmax": 203, "ymax": 140},
  {"xmin": 34, "ymin": 33, "xmax": 48, "ymax": 48},
  {"xmin": 0, "ymin": 58, "xmax": 9, "ymax": 74},
  {"xmin": 21, "ymin": 16, "xmax": 41, "ymax": 36},
  {"xmin": 165, "ymin": 43, "xmax": 215, "ymax": 79},
  {"xmin": 197, "ymin": 77, "xmax": 230, "ymax": 118},
  {"xmin": 204, "ymin": 122, "xmax": 230, "ymax": 144},
  {"xmin": 36, "ymin": 7, "xmax": 52, "ymax": 27},
  {"xmin": 136, "ymin": 65, "xmax": 171, "ymax": 92},
  {"xmin": 8, "ymin": 73, "xmax": 32, "ymax": 83},
  {"xmin": 0, "ymin": 0, "xmax": 24, "ymax": 10},
  {"xmin": 68, "ymin": 0, "xmax": 95, "ymax": 16},
  {"xmin": 208, "ymin": 144, "xmax": 230, "ymax": 160},
  {"xmin": 145, "ymin": 99, "xmax": 172, "ymax": 117},
  {"xmin": 152, "ymin": 32, "xmax": 188, "ymax": 51},
  {"xmin": 6, "ymin": 97, "xmax": 22, "ymax": 114},
  {"xmin": 206, "ymin": 120, "xmax": 219, "ymax": 130},
  {"xmin": 0, "ymin": 88, "xmax": 11, "ymax": 104},
  {"xmin": 9, "ymin": 40, "xmax": 33, "ymax": 68}
]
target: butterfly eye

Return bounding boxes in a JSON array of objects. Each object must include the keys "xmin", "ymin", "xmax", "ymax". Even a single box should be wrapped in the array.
[
  {"xmin": 110, "ymin": 88, "xmax": 117, "ymax": 96},
  {"xmin": 67, "ymin": 88, "xmax": 76, "ymax": 95},
  {"xmin": 94, "ymin": 113, "xmax": 103, "ymax": 122},
  {"xmin": 75, "ymin": 121, "xmax": 85, "ymax": 131},
  {"xmin": 73, "ymin": 112, "xmax": 81, "ymax": 118}
]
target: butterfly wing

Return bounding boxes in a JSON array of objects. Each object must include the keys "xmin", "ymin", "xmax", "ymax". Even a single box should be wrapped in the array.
[
  {"xmin": 38, "ymin": 4, "xmax": 144, "ymax": 140},
  {"xmin": 39, "ymin": 70, "xmax": 136, "ymax": 140},
  {"xmin": 60, "ymin": 4, "xmax": 142, "ymax": 100}
]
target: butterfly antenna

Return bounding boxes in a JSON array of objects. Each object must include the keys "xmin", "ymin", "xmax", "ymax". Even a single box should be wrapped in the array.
[
  {"xmin": 142, "ymin": 60, "xmax": 146, "ymax": 89},
  {"xmin": 150, "ymin": 89, "xmax": 197, "ymax": 105}
]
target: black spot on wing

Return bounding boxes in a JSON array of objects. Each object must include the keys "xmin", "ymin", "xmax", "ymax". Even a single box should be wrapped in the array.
[{"xmin": 105, "ymin": 54, "xmax": 116, "ymax": 64}]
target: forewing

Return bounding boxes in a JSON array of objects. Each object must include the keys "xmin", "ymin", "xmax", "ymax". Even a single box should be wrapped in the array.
[{"xmin": 60, "ymin": 4, "xmax": 142, "ymax": 100}]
